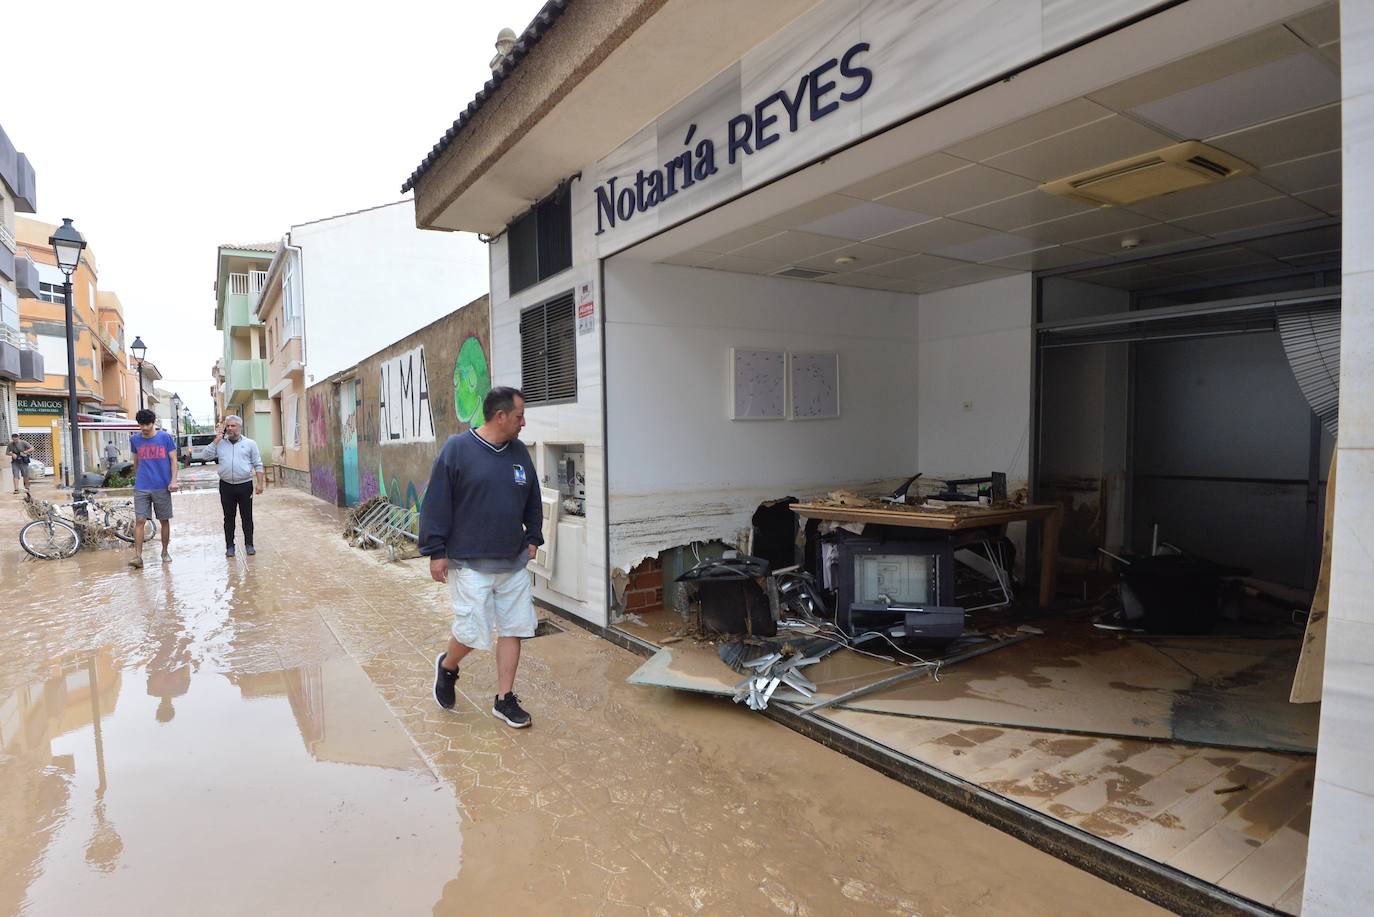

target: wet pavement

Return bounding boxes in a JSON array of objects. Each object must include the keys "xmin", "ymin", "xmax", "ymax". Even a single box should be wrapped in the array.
[{"xmin": 0, "ymin": 481, "xmax": 1166, "ymax": 916}]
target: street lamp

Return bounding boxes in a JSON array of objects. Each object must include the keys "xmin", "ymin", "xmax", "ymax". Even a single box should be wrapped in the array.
[
  {"xmin": 48, "ymin": 218, "xmax": 87, "ymax": 491},
  {"xmin": 130, "ymin": 335, "xmax": 147, "ymax": 410},
  {"xmin": 171, "ymin": 392, "xmax": 181, "ymax": 465}
]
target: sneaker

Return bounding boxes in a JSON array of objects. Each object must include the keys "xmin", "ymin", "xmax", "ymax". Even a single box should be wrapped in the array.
[
  {"xmin": 226, "ymin": 546, "xmax": 235, "ymax": 557},
  {"xmin": 492, "ymin": 693, "xmax": 532, "ymax": 729},
  {"xmin": 245, "ymin": 545, "xmax": 256, "ymax": 556},
  {"xmin": 434, "ymin": 652, "xmax": 459, "ymax": 710}
]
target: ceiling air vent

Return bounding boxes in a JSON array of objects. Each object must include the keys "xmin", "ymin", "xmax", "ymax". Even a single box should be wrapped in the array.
[
  {"xmin": 772, "ymin": 266, "xmax": 834, "ymax": 280},
  {"xmin": 1040, "ymin": 141, "xmax": 1253, "ymax": 208}
]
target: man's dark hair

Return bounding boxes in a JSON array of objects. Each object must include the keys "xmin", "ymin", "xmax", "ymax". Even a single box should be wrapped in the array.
[
  {"xmin": 482, "ymin": 386, "xmax": 525, "ymax": 422},
  {"xmin": 135, "ymin": 408, "xmax": 157, "ymax": 425}
]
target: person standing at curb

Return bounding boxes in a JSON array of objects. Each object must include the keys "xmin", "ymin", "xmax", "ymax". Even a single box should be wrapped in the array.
[
  {"xmin": 129, "ymin": 408, "xmax": 178, "ymax": 568},
  {"xmin": 8, "ymin": 433, "xmax": 34, "ymax": 495},
  {"xmin": 211, "ymin": 415, "xmax": 265, "ymax": 557},
  {"xmin": 419, "ymin": 386, "xmax": 543, "ymax": 729}
]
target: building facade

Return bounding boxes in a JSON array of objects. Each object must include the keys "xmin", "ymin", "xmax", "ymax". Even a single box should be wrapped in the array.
[
  {"xmin": 15, "ymin": 216, "xmax": 118, "ymax": 478},
  {"xmin": 405, "ymin": 1, "xmax": 1367, "ymax": 912},
  {"xmin": 213, "ymin": 244, "xmax": 274, "ymax": 450},
  {"xmin": 255, "ymin": 199, "xmax": 487, "ymax": 496},
  {"xmin": 0, "ymin": 122, "xmax": 44, "ymax": 442}
]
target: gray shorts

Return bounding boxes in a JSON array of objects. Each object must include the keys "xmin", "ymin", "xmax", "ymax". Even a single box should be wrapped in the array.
[
  {"xmin": 11, "ymin": 462, "xmax": 31, "ymax": 481},
  {"xmin": 134, "ymin": 488, "xmax": 173, "ymax": 520}
]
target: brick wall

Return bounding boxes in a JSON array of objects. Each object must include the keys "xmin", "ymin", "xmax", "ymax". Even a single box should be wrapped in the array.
[{"xmin": 624, "ymin": 556, "xmax": 664, "ymax": 611}]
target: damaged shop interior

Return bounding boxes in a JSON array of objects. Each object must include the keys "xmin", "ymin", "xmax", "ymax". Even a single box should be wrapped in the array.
[{"xmin": 591, "ymin": 7, "xmax": 1340, "ymax": 912}]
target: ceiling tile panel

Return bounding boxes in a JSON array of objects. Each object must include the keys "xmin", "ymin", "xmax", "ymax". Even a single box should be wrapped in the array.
[
  {"xmin": 660, "ymin": 249, "xmax": 722, "ymax": 268},
  {"xmin": 814, "ymin": 273, "xmax": 912, "ymax": 292},
  {"xmin": 854, "ymin": 253, "xmax": 971, "ymax": 279},
  {"xmin": 1088, "ymin": 27, "xmax": 1306, "ymax": 111},
  {"xmin": 984, "ymin": 115, "xmax": 1178, "ymax": 182},
  {"xmin": 1295, "ymin": 185, "xmax": 1341, "ymax": 214},
  {"xmin": 1262, "ymin": 151, "xmax": 1341, "ymax": 193},
  {"xmin": 953, "ymin": 189, "xmax": 1096, "ymax": 231},
  {"xmin": 867, "ymin": 218, "xmax": 992, "ymax": 254},
  {"xmin": 945, "ymin": 98, "xmax": 1112, "ymax": 162},
  {"xmin": 984, "ymin": 246, "xmax": 1102, "ymax": 272},
  {"xmin": 791, "ymin": 241, "xmax": 911, "ymax": 274},
  {"xmin": 761, "ymin": 194, "xmax": 861, "ymax": 230},
  {"xmin": 797, "ymin": 201, "xmax": 933, "ymax": 240},
  {"xmin": 920, "ymin": 263, "xmax": 1024, "ymax": 290},
  {"xmin": 876, "ymin": 164, "xmax": 1039, "ymax": 215},
  {"xmin": 1126, "ymin": 176, "xmax": 1284, "ymax": 222},
  {"xmin": 840, "ymin": 152, "xmax": 969, "ymax": 201},
  {"xmin": 702, "ymin": 254, "xmax": 780, "ymax": 275},
  {"xmin": 733, "ymin": 230, "xmax": 850, "ymax": 262},
  {"xmin": 1241, "ymin": 225, "xmax": 1341, "ymax": 259},
  {"xmin": 1209, "ymin": 104, "xmax": 1341, "ymax": 168},
  {"xmin": 1072, "ymin": 222, "xmax": 1205, "ymax": 255},
  {"xmin": 700, "ymin": 225, "xmax": 782, "ymax": 254},
  {"xmin": 1013, "ymin": 207, "xmax": 1156, "ymax": 245},
  {"xmin": 1170, "ymin": 195, "xmax": 1324, "ymax": 237},
  {"xmin": 928, "ymin": 229, "xmax": 1044, "ymax": 263},
  {"xmin": 1130, "ymin": 52, "xmax": 1339, "ymax": 140},
  {"xmin": 1287, "ymin": 4, "xmax": 1341, "ymax": 47}
]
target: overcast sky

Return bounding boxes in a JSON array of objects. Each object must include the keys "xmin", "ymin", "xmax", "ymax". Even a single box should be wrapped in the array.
[{"xmin": 8, "ymin": 0, "xmax": 547, "ymax": 422}]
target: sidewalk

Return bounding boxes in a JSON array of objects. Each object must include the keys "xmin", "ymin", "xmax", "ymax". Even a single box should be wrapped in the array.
[{"xmin": 0, "ymin": 483, "xmax": 1166, "ymax": 915}]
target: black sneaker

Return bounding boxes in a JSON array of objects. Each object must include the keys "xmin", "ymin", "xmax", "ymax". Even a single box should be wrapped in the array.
[
  {"xmin": 434, "ymin": 652, "xmax": 459, "ymax": 710},
  {"xmin": 226, "ymin": 545, "xmax": 235, "ymax": 557},
  {"xmin": 492, "ymin": 693, "xmax": 532, "ymax": 729}
]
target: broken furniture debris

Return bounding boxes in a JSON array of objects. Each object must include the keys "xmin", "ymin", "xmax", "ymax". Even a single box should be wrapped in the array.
[{"xmin": 675, "ymin": 553, "xmax": 776, "ymax": 637}]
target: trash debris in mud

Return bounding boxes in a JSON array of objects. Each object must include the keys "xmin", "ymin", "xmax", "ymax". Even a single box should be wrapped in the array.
[{"xmin": 343, "ymin": 496, "xmax": 420, "ymax": 560}]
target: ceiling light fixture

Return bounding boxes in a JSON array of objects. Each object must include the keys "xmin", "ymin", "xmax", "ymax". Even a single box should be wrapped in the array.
[{"xmin": 833, "ymin": 255, "xmax": 858, "ymax": 265}]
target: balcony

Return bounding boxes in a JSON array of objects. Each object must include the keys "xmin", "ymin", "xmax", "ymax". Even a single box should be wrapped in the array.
[
  {"xmin": 226, "ymin": 358, "xmax": 268, "ymax": 402},
  {"xmin": 221, "ymin": 272, "xmax": 268, "ymax": 332},
  {"xmin": 15, "ymin": 253, "xmax": 40, "ymax": 298}
]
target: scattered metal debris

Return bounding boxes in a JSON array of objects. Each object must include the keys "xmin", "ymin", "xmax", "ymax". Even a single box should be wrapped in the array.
[{"xmin": 343, "ymin": 496, "xmax": 420, "ymax": 560}]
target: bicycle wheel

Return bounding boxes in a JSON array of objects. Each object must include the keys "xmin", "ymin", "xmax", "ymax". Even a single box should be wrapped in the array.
[
  {"xmin": 102, "ymin": 501, "xmax": 151, "ymax": 544},
  {"xmin": 20, "ymin": 517, "xmax": 82, "ymax": 559}
]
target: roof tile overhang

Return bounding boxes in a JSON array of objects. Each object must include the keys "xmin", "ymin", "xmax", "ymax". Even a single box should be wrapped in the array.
[{"xmin": 407, "ymin": 0, "xmax": 816, "ymax": 234}]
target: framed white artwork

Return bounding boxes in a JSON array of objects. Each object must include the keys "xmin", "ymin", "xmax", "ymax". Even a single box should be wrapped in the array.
[
  {"xmin": 789, "ymin": 351, "xmax": 840, "ymax": 420},
  {"xmin": 730, "ymin": 348, "xmax": 786, "ymax": 420}
]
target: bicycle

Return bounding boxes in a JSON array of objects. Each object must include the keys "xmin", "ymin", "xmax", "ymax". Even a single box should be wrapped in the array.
[{"xmin": 19, "ymin": 489, "xmax": 154, "ymax": 559}]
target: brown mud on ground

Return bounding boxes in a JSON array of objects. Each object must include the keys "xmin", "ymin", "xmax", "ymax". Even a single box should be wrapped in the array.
[{"xmin": 0, "ymin": 483, "xmax": 1164, "ymax": 915}]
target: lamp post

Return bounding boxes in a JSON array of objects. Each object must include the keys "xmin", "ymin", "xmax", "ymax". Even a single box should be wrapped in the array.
[
  {"xmin": 130, "ymin": 336, "xmax": 147, "ymax": 410},
  {"xmin": 49, "ymin": 218, "xmax": 87, "ymax": 492},
  {"xmin": 171, "ymin": 392, "xmax": 181, "ymax": 465}
]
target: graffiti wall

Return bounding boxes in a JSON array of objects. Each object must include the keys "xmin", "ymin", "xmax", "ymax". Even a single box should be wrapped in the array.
[{"xmin": 306, "ymin": 295, "xmax": 490, "ymax": 509}]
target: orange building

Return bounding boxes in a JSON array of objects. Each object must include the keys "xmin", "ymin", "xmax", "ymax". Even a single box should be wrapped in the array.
[{"xmin": 14, "ymin": 216, "xmax": 138, "ymax": 475}]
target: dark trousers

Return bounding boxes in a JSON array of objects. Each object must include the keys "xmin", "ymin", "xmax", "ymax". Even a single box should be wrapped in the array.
[{"xmin": 220, "ymin": 481, "xmax": 255, "ymax": 547}]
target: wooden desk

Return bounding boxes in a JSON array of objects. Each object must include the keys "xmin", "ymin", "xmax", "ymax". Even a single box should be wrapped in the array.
[{"xmin": 791, "ymin": 502, "xmax": 1063, "ymax": 608}]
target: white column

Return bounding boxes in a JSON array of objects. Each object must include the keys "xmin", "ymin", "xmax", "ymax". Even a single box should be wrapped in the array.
[{"xmin": 1304, "ymin": 4, "xmax": 1374, "ymax": 913}]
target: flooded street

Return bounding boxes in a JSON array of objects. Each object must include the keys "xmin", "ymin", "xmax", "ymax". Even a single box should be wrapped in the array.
[{"xmin": 0, "ymin": 482, "xmax": 1164, "ymax": 915}]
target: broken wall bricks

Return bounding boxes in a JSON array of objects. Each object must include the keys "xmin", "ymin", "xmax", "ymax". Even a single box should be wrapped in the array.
[{"xmin": 625, "ymin": 556, "xmax": 665, "ymax": 611}]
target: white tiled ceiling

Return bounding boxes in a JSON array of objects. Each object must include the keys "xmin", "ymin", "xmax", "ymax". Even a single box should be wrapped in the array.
[{"xmin": 659, "ymin": 5, "xmax": 1343, "ymax": 296}]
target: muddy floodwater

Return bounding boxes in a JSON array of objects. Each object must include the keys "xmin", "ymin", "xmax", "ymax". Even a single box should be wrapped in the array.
[{"xmin": 0, "ymin": 482, "xmax": 1165, "ymax": 915}]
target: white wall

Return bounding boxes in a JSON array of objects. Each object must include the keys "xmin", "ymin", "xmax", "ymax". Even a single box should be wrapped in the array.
[
  {"xmin": 488, "ymin": 178, "xmax": 607, "ymax": 626},
  {"xmin": 916, "ymin": 274, "xmax": 1033, "ymax": 489},
  {"xmin": 296, "ymin": 201, "xmax": 488, "ymax": 383},
  {"xmin": 604, "ymin": 258, "xmax": 919, "ymax": 573},
  {"xmin": 1305, "ymin": 4, "xmax": 1374, "ymax": 911}
]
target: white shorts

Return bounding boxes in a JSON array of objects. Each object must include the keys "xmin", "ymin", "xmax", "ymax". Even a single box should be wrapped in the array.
[{"xmin": 448, "ymin": 562, "xmax": 536, "ymax": 651}]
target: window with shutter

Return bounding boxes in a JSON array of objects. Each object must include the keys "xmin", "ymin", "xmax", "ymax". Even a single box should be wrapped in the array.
[
  {"xmin": 520, "ymin": 291, "xmax": 577, "ymax": 406},
  {"xmin": 507, "ymin": 185, "xmax": 573, "ymax": 295}
]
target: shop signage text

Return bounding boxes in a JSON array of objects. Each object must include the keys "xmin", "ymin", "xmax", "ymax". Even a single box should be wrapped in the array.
[
  {"xmin": 18, "ymin": 395, "xmax": 65, "ymax": 415},
  {"xmin": 594, "ymin": 41, "xmax": 874, "ymax": 235}
]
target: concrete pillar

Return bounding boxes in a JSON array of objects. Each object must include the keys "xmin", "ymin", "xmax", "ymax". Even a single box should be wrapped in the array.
[{"xmin": 1303, "ymin": 4, "xmax": 1374, "ymax": 912}]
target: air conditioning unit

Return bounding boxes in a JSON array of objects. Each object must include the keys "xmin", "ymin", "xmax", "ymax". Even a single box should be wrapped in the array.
[{"xmin": 1040, "ymin": 141, "xmax": 1252, "ymax": 208}]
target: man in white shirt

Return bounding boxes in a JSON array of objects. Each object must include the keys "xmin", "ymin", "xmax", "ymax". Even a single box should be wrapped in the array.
[{"xmin": 211, "ymin": 415, "xmax": 265, "ymax": 557}]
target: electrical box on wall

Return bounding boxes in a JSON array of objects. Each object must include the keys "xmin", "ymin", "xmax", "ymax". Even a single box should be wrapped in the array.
[{"xmin": 543, "ymin": 444, "xmax": 585, "ymax": 517}]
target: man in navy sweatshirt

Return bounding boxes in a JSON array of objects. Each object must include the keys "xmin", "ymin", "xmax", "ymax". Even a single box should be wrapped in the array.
[{"xmin": 419, "ymin": 386, "xmax": 543, "ymax": 728}]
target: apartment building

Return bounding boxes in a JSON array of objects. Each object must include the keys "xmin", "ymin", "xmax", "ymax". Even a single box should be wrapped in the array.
[
  {"xmin": 0, "ymin": 122, "xmax": 44, "ymax": 441},
  {"xmin": 213, "ymin": 244, "xmax": 274, "ymax": 450}
]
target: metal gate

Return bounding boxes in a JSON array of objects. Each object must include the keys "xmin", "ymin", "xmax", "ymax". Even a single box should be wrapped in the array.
[{"xmin": 17, "ymin": 430, "xmax": 54, "ymax": 470}]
